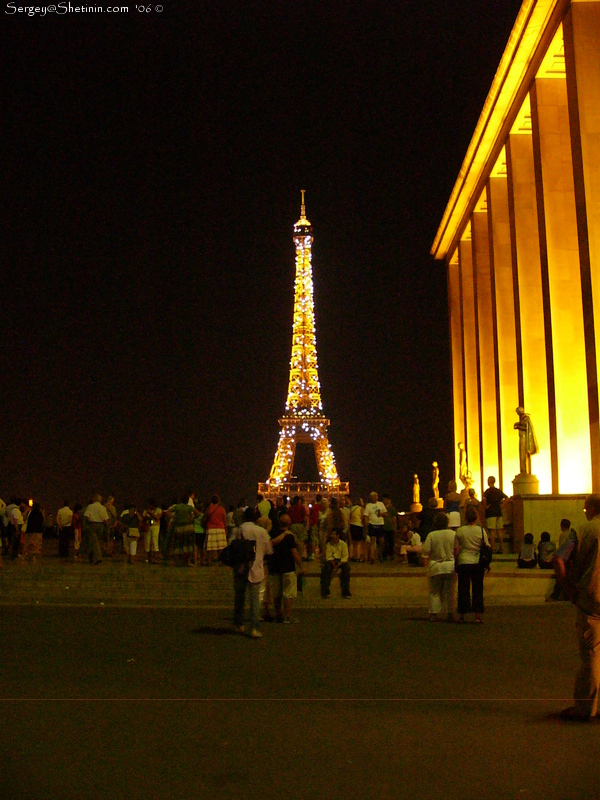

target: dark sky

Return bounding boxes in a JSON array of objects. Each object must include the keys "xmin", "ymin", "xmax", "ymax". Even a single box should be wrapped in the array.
[{"xmin": 3, "ymin": 0, "xmax": 523, "ymax": 510}]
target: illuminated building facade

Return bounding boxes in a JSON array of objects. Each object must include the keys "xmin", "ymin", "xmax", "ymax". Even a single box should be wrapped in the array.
[
  {"xmin": 432, "ymin": 0, "xmax": 600, "ymax": 516},
  {"xmin": 258, "ymin": 192, "xmax": 348, "ymax": 500}
]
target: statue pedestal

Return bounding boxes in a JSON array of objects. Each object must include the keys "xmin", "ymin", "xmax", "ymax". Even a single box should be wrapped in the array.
[
  {"xmin": 512, "ymin": 473, "xmax": 540, "ymax": 496},
  {"xmin": 410, "ymin": 503, "xmax": 423, "ymax": 513}
]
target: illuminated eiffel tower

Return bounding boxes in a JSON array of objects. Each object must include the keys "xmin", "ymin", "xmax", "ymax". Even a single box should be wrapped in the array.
[{"xmin": 259, "ymin": 191, "xmax": 348, "ymax": 500}]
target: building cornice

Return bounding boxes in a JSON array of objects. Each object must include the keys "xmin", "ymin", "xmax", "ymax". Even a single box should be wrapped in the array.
[{"xmin": 431, "ymin": 0, "xmax": 570, "ymax": 261}]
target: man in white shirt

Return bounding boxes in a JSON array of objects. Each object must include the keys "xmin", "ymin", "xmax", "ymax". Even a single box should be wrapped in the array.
[
  {"xmin": 320, "ymin": 531, "xmax": 351, "ymax": 599},
  {"xmin": 56, "ymin": 501, "xmax": 73, "ymax": 559},
  {"xmin": 363, "ymin": 491, "xmax": 386, "ymax": 564},
  {"xmin": 83, "ymin": 494, "xmax": 108, "ymax": 565},
  {"xmin": 233, "ymin": 507, "xmax": 273, "ymax": 638}
]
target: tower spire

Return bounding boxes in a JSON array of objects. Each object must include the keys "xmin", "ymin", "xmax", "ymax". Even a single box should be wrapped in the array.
[{"xmin": 297, "ymin": 189, "xmax": 310, "ymax": 226}]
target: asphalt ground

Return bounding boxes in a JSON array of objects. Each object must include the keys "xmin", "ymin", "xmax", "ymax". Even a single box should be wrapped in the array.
[{"xmin": 1, "ymin": 604, "xmax": 599, "ymax": 800}]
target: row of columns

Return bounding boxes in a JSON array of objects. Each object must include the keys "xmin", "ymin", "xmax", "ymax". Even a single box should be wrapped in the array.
[{"xmin": 448, "ymin": 1, "xmax": 600, "ymax": 498}]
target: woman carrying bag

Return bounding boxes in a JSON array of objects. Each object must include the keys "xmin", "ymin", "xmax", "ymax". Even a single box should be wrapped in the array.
[{"xmin": 454, "ymin": 506, "xmax": 491, "ymax": 623}]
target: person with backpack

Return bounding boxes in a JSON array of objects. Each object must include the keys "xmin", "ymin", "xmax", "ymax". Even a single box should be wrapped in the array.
[
  {"xmin": 231, "ymin": 507, "xmax": 273, "ymax": 638},
  {"xmin": 455, "ymin": 506, "xmax": 491, "ymax": 624}
]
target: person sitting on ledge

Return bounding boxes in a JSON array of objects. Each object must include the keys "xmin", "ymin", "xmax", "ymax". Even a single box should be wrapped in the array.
[
  {"xmin": 320, "ymin": 530, "xmax": 351, "ymax": 599},
  {"xmin": 537, "ymin": 531, "xmax": 556, "ymax": 569},
  {"xmin": 394, "ymin": 522, "xmax": 421, "ymax": 565},
  {"xmin": 518, "ymin": 533, "xmax": 537, "ymax": 569}
]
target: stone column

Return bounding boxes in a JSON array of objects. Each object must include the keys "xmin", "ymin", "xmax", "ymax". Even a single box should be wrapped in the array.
[
  {"xmin": 564, "ymin": 1, "xmax": 600, "ymax": 491},
  {"xmin": 472, "ymin": 200, "xmax": 500, "ymax": 487},
  {"xmin": 506, "ymin": 126, "xmax": 554, "ymax": 493},
  {"xmin": 448, "ymin": 253, "xmax": 466, "ymax": 484},
  {"xmin": 459, "ymin": 231, "xmax": 482, "ymax": 496},
  {"xmin": 488, "ymin": 167, "xmax": 521, "ymax": 490},
  {"xmin": 531, "ymin": 75, "xmax": 592, "ymax": 494}
]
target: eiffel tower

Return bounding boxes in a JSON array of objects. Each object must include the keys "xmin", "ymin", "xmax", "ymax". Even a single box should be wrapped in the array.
[{"xmin": 259, "ymin": 192, "xmax": 349, "ymax": 501}]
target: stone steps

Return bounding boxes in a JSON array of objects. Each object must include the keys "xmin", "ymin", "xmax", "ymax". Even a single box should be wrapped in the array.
[{"xmin": 0, "ymin": 557, "xmax": 556, "ymax": 608}]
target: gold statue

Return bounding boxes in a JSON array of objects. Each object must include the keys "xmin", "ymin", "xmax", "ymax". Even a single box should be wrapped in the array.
[
  {"xmin": 432, "ymin": 461, "xmax": 440, "ymax": 500},
  {"xmin": 412, "ymin": 474, "xmax": 420, "ymax": 506},
  {"xmin": 458, "ymin": 442, "xmax": 469, "ymax": 489},
  {"xmin": 514, "ymin": 407, "xmax": 539, "ymax": 475}
]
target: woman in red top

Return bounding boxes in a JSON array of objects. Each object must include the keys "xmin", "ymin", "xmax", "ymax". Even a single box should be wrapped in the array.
[
  {"xmin": 289, "ymin": 495, "xmax": 308, "ymax": 558},
  {"xmin": 205, "ymin": 494, "xmax": 227, "ymax": 565}
]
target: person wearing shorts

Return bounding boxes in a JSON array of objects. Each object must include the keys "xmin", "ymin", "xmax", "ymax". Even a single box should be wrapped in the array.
[
  {"xmin": 482, "ymin": 476, "xmax": 508, "ymax": 554},
  {"xmin": 269, "ymin": 514, "xmax": 305, "ymax": 623}
]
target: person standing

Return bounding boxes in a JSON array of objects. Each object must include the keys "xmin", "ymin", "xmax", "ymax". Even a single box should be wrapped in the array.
[
  {"xmin": 143, "ymin": 500, "xmax": 162, "ymax": 564},
  {"xmin": 560, "ymin": 493, "xmax": 600, "ymax": 721},
  {"xmin": 269, "ymin": 514, "xmax": 305, "ymax": 623},
  {"xmin": 166, "ymin": 495, "xmax": 200, "ymax": 566},
  {"xmin": 289, "ymin": 495, "xmax": 308, "ymax": 559},
  {"xmin": 256, "ymin": 493, "xmax": 271, "ymax": 519},
  {"xmin": 455, "ymin": 506, "xmax": 489, "ymax": 623},
  {"xmin": 363, "ymin": 491, "xmax": 386, "ymax": 564},
  {"xmin": 482, "ymin": 476, "xmax": 508, "ymax": 555},
  {"xmin": 348, "ymin": 497, "xmax": 365, "ymax": 562},
  {"xmin": 233, "ymin": 507, "xmax": 273, "ymax": 638},
  {"xmin": 82, "ymin": 494, "xmax": 108, "ymax": 565},
  {"xmin": 56, "ymin": 500, "xmax": 73, "ymax": 559},
  {"xmin": 382, "ymin": 494, "xmax": 398, "ymax": 562},
  {"xmin": 307, "ymin": 494, "xmax": 321, "ymax": 562},
  {"xmin": 422, "ymin": 512, "xmax": 456, "ymax": 622},
  {"xmin": 23, "ymin": 502, "xmax": 44, "ymax": 562},
  {"xmin": 104, "ymin": 495, "xmax": 117, "ymax": 557},
  {"xmin": 205, "ymin": 494, "xmax": 227, "ymax": 565},
  {"xmin": 72, "ymin": 504, "xmax": 83, "ymax": 559}
]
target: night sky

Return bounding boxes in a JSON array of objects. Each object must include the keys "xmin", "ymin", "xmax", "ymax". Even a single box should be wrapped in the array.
[{"xmin": 3, "ymin": 0, "xmax": 524, "ymax": 511}]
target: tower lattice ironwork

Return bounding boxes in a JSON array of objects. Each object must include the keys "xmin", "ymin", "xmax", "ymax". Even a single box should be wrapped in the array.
[{"xmin": 259, "ymin": 192, "xmax": 348, "ymax": 500}]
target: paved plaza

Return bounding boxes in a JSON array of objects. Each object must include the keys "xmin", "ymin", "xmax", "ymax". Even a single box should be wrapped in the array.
[{"xmin": 1, "ymin": 603, "xmax": 599, "ymax": 800}]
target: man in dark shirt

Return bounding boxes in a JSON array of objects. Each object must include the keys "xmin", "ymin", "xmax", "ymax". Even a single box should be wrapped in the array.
[
  {"xmin": 482, "ymin": 476, "xmax": 508, "ymax": 555},
  {"xmin": 269, "ymin": 514, "xmax": 305, "ymax": 623}
]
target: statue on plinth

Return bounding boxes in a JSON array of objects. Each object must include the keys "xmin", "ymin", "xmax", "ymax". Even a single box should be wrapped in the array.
[
  {"xmin": 411, "ymin": 473, "xmax": 422, "ymax": 513},
  {"xmin": 512, "ymin": 406, "xmax": 540, "ymax": 495}
]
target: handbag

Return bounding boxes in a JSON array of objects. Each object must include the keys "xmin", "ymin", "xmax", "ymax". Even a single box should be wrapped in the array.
[{"xmin": 478, "ymin": 526, "xmax": 492, "ymax": 571}]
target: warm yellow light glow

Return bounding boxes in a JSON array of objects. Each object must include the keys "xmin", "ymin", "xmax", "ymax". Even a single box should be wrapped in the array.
[
  {"xmin": 459, "ymin": 232, "xmax": 482, "ymax": 497},
  {"xmin": 533, "ymin": 76, "xmax": 591, "ymax": 493},
  {"xmin": 28, "ymin": 498, "xmax": 33, "ymax": 507},
  {"xmin": 536, "ymin": 24, "xmax": 565, "ymax": 78},
  {"xmin": 432, "ymin": 0, "xmax": 562, "ymax": 260},
  {"xmin": 267, "ymin": 193, "xmax": 342, "ymax": 488}
]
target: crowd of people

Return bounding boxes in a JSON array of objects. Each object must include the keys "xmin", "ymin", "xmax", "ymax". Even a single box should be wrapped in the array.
[{"xmin": 1, "ymin": 484, "xmax": 599, "ymax": 720}]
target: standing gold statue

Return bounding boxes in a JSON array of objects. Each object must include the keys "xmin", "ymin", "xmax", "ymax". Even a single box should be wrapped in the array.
[
  {"xmin": 514, "ymin": 407, "xmax": 539, "ymax": 475},
  {"xmin": 432, "ymin": 462, "xmax": 440, "ymax": 500},
  {"xmin": 412, "ymin": 474, "xmax": 420, "ymax": 505},
  {"xmin": 458, "ymin": 442, "xmax": 469, "ymax": 489}
]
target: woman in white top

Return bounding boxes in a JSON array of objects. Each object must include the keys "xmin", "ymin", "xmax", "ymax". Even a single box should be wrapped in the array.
[
  {"xmin": 421, "ymin": 512, "xmax": 457, "ymax": 621},
  {"xmin": 454, "ymin": 506, "xmax": 489, "ymax": 623}
]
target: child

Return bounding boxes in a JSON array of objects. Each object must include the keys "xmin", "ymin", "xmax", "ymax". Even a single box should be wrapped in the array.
[
  {"xmin": 537, "ymin": 531, "xmax": 556, "ymax": 569},
  {"xmin": 518, "ymin": 533, "xmax": 537, "ymax": 569}
]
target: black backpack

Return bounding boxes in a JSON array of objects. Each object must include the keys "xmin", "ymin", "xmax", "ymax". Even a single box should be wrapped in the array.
[
  {"xmin": 219, "ymin": 532, "xmax": 256, "ymax": 574},
  {"xmin": 478, "ymin": 527, "xmax": 493, "ymax": 571}
]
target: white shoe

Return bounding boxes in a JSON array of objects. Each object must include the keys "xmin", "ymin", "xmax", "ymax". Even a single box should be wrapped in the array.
[{"xmin": 249, "ymin": 629, "xmax": 262, "ymax": 639}]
